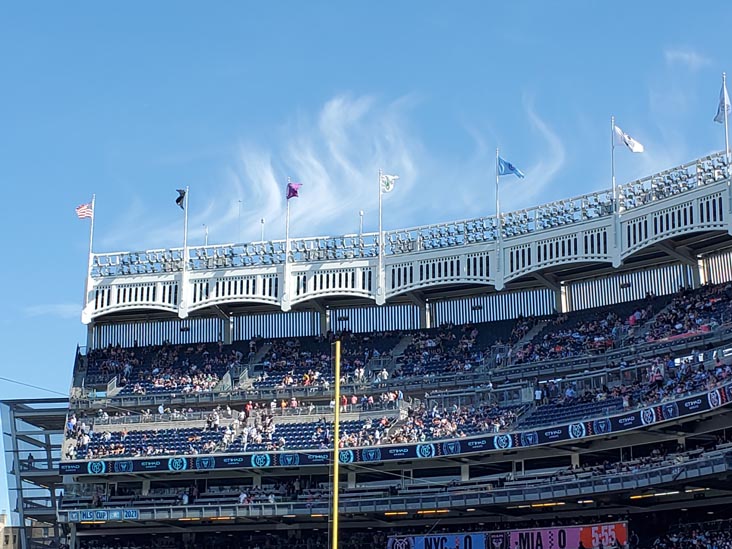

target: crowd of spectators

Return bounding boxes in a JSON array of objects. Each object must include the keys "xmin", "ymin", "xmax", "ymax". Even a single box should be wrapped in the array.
[
  {"xmin": 383, "ymin": 402, "xmax": 520, "ymax": 444},
  {"xmin": 513, "ymin": 310, "xmax": 625, "ymax": 364},
  {"xmin": 393, "ymin": 323, "xmax": 485, "ymax": 377},
  {"xmin": 641, "ymin": 284, "xmax": 732, "ymax": 343},
  {"xmin": 652, "ymin": 522, "xmax": 732, "ymax": 549},
  {"xmin": 253, "ymin": 330, "xmax": 401, "ymax": 390}
]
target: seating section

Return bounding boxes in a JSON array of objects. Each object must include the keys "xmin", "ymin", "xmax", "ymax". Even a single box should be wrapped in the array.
[
  {"xmin": 393, "ymin": 320, "xmax": 516, "ymax": 377},
  {"xmin": 519, "ymin": 397, "xmax": 624, "ymax": 428},
  {"xmin": 252, "ymin": 331, "xmax": 403, "ymax": 389},
  {"xmin": 85, "ymin": 341, "xmax": 251, "ymax": 393},
  {"xmin": 512, "ymin": 295, "xmax": 669, "ymax": 365},
  {"xmin": 641, "ymin": 284, "xmax": 732, "ymax": 342},
  {"xmin": 71, "ymin": 417, "xmax": 392, "ymax": 460}
]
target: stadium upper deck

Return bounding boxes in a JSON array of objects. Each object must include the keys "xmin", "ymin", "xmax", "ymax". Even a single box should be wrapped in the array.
[{"xmin": 83, "ymin": 152, "xmax": 731, "ymax": 333}]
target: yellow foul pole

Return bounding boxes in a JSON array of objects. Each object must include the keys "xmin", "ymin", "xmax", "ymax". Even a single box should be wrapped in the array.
[{"xmin": 331, "ymin": 340, "xmax": 341, "ymax": 549}]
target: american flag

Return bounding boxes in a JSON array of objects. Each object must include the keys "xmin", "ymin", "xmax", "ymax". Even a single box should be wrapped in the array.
[{"xmin": 76, "ymin": 202, "xmax": 94, "ymax": 219}]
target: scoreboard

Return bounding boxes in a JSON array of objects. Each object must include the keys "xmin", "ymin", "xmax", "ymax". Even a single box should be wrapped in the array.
[{"xmin": 387, "ymin": 522, "xmax": 628, "ymax": 549}]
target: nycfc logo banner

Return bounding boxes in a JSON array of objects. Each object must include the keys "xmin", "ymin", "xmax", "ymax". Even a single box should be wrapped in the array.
[
  {"xmin": 442, "ymin": 441, "xmax": 462, "ymax": 455},
  {"xmin": 280, "ymin": 453, "xmax": 300, "ymax": 466},
  {"xmin": 387, "ymin": 538, "xmax": 415, "ymax": 549},
  {"xmin": 416, "ymin": 444, "xmax": 436, "ymax": 458},
  {"xmin": 195, "ymin": 457, "xmax": 216, "ymax": 470},
  {"xmin": 493, "ymin": 434, "xmax": 513, "ymax": 450},
  {"xmin": 87, "ymin": 461, "xmax": 106, "ymax": 475},
  {"xmin": 113, "ymin": 460, "xmax": 133, "ymax": 473},
  {"xmin": 339, "ymin": 450, "xmax": 355, "ymax": 464},
  {"xmin": 362, "ymin": 448, "xmax": 382, "ymax": 462},
  {"xmin": 251, "ymin": 454, "xmax": 271, "ymax": 468},
  {"xmin": 168, "ymin": 457, "xmax": 187, "ymax": 471},
  {"xmin": 569, "ymin": 423, "xmax": 586, "ymax": 439}
]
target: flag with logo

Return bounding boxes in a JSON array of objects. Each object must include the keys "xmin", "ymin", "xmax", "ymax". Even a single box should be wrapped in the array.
[
  {"xmin": 380, "ymin": 174, "xmax": 399, "ymax": 193},
  {"xmin": 175, "ymin": 189, "xmax": 186, "ymax": 210},
  {"xmin": 497, "ymin": 156, "xmax": 525, "ymax": 178},
  {"xmin": 715, "ymin": 78, "xmax": 731, "ymax": 124},
  {"xmin": 286, "ymin": 182, "xmax": 302, "ymax": 200},
  {"xmin": 613, "ymin": 124, "xmax": 645, "ymax": 153}
]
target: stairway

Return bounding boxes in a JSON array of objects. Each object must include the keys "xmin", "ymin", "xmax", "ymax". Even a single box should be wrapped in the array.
[
  {"xmin": 368, "ymin": 334, "xmax": 413, "ymax": 373},
  {"xmin": 503, "ymin": 320, "xmax": 548, "ymax": 366},
  {"xmin": 249, "ymin": 342, "xmax": 272, "ymax": 365}
]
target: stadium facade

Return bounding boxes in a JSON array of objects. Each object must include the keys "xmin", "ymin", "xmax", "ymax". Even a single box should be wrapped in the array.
[{"xmin": 7, "ymin": 152, "xmax": 732, "ymax": 549}]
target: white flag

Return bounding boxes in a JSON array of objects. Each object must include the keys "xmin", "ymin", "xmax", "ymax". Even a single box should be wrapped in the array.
[
  {"xmin": 714, "ymin": 79, "xmax": 731, "ymax": 124},
  {"xmin": 380, "ymin": 174, "xmax": 399, "ymax": 193},
  {"xmin": 613, "ymin": 124, "xmax": 645, "ymax": 153}
]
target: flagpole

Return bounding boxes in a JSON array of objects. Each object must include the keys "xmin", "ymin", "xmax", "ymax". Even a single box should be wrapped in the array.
[
  {"xmin": 83, "ymin": 194, "xmax": 96, "ymax": 306},
  {"xmin": 182, "ymin": 186, "xmax": 190, "ymax": 272},
  {"xmin": 87, "ymin": 194, "xmax": 96, "ymax": 271},
  {"xmin": 495, "ymin": 149, "xmax": 501, "ymax": 272},
  {"xmin": 724, "ymin": 73, "xmax": 730, "ymax": 165},
  {"xmin": 285, "ymin": 178, "xmax": 291, "ymax": 260},
  {"xmin": 611, "ymin": 116, "xmax": 617, "ymax": 214},
  {"xmin": 377, "ymin": 169, "xmax": 383, "ymax": 298}
]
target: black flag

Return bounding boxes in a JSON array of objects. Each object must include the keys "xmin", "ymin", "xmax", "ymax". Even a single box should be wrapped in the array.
[{"xmin": 175, "ymin": 189, "xmax": 186, "ymax": 210}]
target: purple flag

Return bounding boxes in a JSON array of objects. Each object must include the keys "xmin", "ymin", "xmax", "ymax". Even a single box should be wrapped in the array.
[{"xmin": 286, "ymin": 182, "xmax": 302, "ymax": 200}]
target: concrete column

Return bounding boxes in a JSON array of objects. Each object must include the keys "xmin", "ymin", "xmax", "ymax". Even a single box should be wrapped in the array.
[
  {"xmin": 69, "ymin": 523, "xmax": 78, "ymax": 549},
  {"xmin": 461, "ymin": 464, "xmax": 470, "ymax": 482},
  {"xmin": 142, "ymin": 480, "xmax": 150, "ymax": 496},
  {"xmin": 571, "ymin": 453, "xmax": 580, "ymax": 468},
  {"xmin": 252, "ymin": 472, "xmax": 262, "ymax": 487},
  {"xmin": 348, "ymin": 472, "xmax": 356, "ymax": 489}
]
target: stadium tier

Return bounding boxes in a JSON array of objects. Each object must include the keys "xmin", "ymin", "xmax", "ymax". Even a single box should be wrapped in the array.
[{"xmin": 8, "ymin": 152, "xmax": 732, "ymax": 549}]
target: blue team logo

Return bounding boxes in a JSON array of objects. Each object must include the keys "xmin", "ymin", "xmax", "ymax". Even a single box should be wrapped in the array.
[
  {"xmin": 569, "ymin": 423, "xmax": 586, "ymax": 439},
  {"xmin": 280, "ymin": 453, "xmax": 300, "ymax": 466},
  {"xmin": 662, "ymin": 402, "xmax": 679, "ymax": 420},
  {"xmin": 708, "ymin": 390, "xmax": 722, "ymax": 409},
  {"xmin": 592, "ymin": 418, "xmax": 612, "ymax": 435},
  {"xmin": 442, "ymin": 441, "xmax": 462, "ymax": 455},
  {"xmin": 640, "ymin": 407, "xmax": 657, "ymax": 425},
  {"xmin": 493, "ymin": 434, "xmax": 513, "ymax": 450},
  {"xmin": 168, "ymin": 457, "xmax": 188, "ymax": 471},
  {"xmin": 113, "ymin": 460, "xmax": 133, "ymax": 473},
  {"xmin": 195, "ymin": 457, "xmax": 216, "ymax": 470},
  {"xmin": 520, "ymin": 432, "xmax": 539, "ymax": 447},
  {"xmin": 416, "ymin": 444, "xmax": 436, "ymax": 458},
  {"xmin": 87, "ymin": 461, "xmax": 106, "ymax": 475},
  {"xmin": 362, "ymin": 448, "xmax": 382, "ymax": 462},
  {"xmin": 388, "ymin": 538, "xmax": 415, "ymax": 549},
  {"xmin": 251, "ymin": 454, "xmax": 271, "ymax": 468},
  {"xmin": 339, "ymin": 450, "xmax": 355, "ymax": 464}
]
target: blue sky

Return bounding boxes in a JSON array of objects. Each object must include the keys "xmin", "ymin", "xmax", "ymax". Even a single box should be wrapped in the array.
[{"xmin": 1, "ymin": 1, "xmax": 731, "ymax": 515}]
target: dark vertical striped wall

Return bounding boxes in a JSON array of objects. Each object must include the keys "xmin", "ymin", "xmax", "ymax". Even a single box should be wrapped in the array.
[
  {"xmin": 431, "ymin": 288, "xmax": 555, "ymax": 325},
  {"xmin": 703, "ymin": 249, "xmax": 732, "ymax": 285},
  {"xmin": 565, "ymin": 263, "xmax": 692, "ymax": 311},
  {"xmin": 328, "ymin": 304, "xmax": 421, "ymax": 333}
]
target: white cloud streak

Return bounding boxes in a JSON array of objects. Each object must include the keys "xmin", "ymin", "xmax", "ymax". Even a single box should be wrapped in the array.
[
  {"xmin": 664, "ymin": 48, "xmax": 711, "ymax": 71},
  {"xmin": 24, "ymin": 303, "xmax": 80, "ymax": 319},
  {"xmin": 500, "ymin": 98, "xmax": 566, "ymax": 211}
]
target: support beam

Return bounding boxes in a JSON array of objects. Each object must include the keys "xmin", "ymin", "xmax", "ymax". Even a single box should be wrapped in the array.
[
  {"xmin": 655, "ymin": 241, "xmax": 702, "ymax": 288},
  {"xmin": 405, "ymin": 291, "xmax": 429, "ymax": 329},
  {"xmin": 533, "ymin": 273, "xmax": 563, "ymax": 313},
  {"xmin": 309, "ymin": 300, "xmax": 330, "ymax": 335}
]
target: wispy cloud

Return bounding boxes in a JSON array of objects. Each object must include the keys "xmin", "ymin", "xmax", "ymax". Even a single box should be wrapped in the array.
[
  {"xmin": 664, "ymin": 48, "xmax": 711, "ymax": 71},
  {"xmin": 500, "ymin": 98, "xmax": 566, "ymax": 211},
  {"xmin": 24, "ymin": 303, "xmax": 80, "ymax": 319},
  {"xmin": 98, "ymin": 94, "xmax": 573, "ymax": 250}
]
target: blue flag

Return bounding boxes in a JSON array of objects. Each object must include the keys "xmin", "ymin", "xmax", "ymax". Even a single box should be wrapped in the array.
[{"xmin": 498, "ymin": 156, "xmax": 525, "ymax": 179}]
